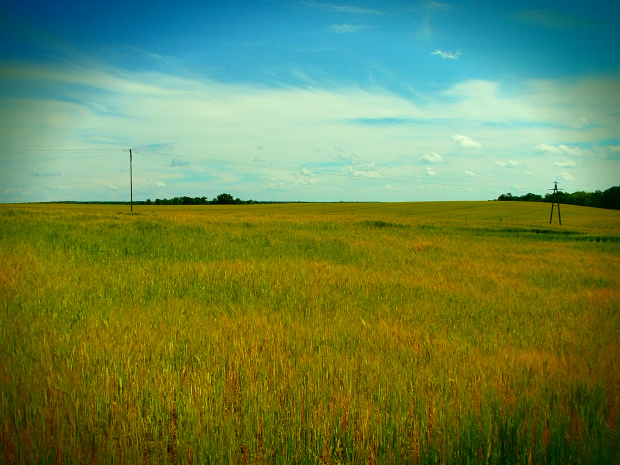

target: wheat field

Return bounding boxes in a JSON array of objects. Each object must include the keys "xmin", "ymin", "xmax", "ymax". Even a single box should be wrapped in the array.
[{"xmin": 1, "ymin": 202, "xmax": 618, "ymax": 464}]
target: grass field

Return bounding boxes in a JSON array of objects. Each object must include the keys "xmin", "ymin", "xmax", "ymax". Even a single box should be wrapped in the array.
[{"xmin": 1, "ymin": 201, "xmax": 619, "ymax": 464}]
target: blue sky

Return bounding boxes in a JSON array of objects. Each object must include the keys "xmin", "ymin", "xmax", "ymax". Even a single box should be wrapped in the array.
[{"xmin": 1, "ymin": 0, "xmax": 618, "ymax": 202}]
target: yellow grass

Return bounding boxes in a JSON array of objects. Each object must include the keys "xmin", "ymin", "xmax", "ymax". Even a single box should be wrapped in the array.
[{"xmin": 0, "ymin": 201, "xmax": 618, "ymax": 463}]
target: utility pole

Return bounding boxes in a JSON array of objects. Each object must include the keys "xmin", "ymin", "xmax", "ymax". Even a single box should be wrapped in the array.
[
  {"xmin": 549, "ymin": 181, "xmax": 561, "ymax": 225},
  {"xmin": 130, "ymin": 148, "xmax": 133, "ymax": 212}
]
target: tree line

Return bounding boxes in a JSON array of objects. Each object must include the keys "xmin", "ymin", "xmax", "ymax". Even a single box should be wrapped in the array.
[
  {"xmin": 148, "ymin": 193, "xmax": 253, "ymax": 205},
  {"xmin": 496, "ymin": 185, "xmax": 620, "ymax": 210}
]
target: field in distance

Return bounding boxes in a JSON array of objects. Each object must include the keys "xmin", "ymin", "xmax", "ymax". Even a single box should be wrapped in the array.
[{"xmin": 1, "ymin": 201, "xmax": 618, "ymax": 463}]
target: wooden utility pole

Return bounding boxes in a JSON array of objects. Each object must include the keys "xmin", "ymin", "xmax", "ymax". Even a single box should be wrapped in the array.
[
  {"xmin": 130, "ymin": 148, "xmax": 133, "ymax": 212},
  {"xmin": 549, "ymin": 181, "xmax": 561, "ymax": 225}
]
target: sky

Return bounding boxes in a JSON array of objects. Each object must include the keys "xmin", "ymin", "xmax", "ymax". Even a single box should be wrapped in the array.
[{"xmin": 0, "ymin": 0, "xmax": 618, "ymax": 203}]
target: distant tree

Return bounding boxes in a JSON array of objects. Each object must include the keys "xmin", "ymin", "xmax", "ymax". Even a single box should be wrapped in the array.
[
  {"xmin": 566, "ymin": 191, "xmax": 592, "ymax": 207},
  {"xmin": 213, "ymin": 193, "xmax": 235, "ymax": 204},
  {"xmin": 150, "ymin": 193, "xmax": 252, "ymax": 205},
  {"xmin": 495, "ymin": 185, "xmax": 619, "ymax": 210},
  {"xmin": 601, "ymin": 186, "xmax": 620, "ymax": 210},
  {"xmin": 591, "ymin": 190, "xmax": 603, "ymax": 208},
  {"xmin": 521, "ymin": 193, "xmax": 543, "ymax": 202}
]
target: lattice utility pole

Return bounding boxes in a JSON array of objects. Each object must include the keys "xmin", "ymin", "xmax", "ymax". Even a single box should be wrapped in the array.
[{"xmin": 549, "ymin": 181, "xmax": 562, "ymax": 225}]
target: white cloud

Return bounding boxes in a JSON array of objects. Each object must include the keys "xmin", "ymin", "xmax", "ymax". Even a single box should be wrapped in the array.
[
  {"xmin": 554, "ymin": 160, "xmax": 577, "ymax": 167},
  {"xmin": 494, "ymin": 160, "xmax": 519, "ymax": 168},
  {"xmin": 154, "ymin": 181, "xmax": 166, "ymax": 188},
  {"xmin": 464, "ymin": 170, "xmax": 476, "ymax": 177},
  {"xmin": 347, "ymin": 157, "xmax": 380, "ymax": 178},
  {"xmin": 305, "ymin": 2, "xmax": 384, "ymax": 15},
  {"xmin": 331, "ymin": 24, "xmax": 372, "ymax": 33},
  {"xmin": 431, "ymin": 50, "xmax": 461, "ymax": 59},
  {"xmin": 417, "ymin": 152, "xmax": 443, "ymax": 163},
  {"xmin": 535, "ymin": 144, "xmax": 592, "ymax": 157},
  {"xmin": 425, "ymin": 166, "xmax": 436, "ymax": 176},
  {"xmin": 556, "ymin": 173, "xmax": 575, "ymax": 181},
  {"xmin": 107, "ymin": 184, "xmax": 119, "ymax": 190},
  {"xmin": 349, "ymin": 165, "xmax": 380, "ymax": 178},
  {"xmin": 451, "ymin": 134, "xmax": 481, "ymax": 149}
]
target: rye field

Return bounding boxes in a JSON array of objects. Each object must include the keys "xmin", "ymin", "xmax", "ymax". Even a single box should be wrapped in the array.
[{"xmin": 0, "ymin": 201, "xmax": 618, "ymax": 464}]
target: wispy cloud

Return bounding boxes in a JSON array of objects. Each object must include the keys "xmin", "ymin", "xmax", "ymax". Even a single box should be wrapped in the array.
[
  {"xmin": 554, "ymin": 160, "xmax": 577, "ymax": 167},
  {"xmin": 30, "ymin": 172, "xmax": 61, "ymax": 177},
  {"xmin": 425, "ymin": 166, "xmax": 436, "ymax": 176},
  {"xmin": 535, "ymin": 144, "xmax": 592, "ymax": 157},
  {"xmin": 431, "ymin": 50, "xmax": 461, "ymax": 59},
  {"xmin": 330, "ymin": 24, "xmax": 372, "ymax": 33},
  {"xmin": 304, "ymin": 1, "xmax": 384, "ymax": 15},
  {"xmin": 349, "ymin": 161, "xmax": 380, "ymax": 178},
  {"xmin": 344, "ymin": 156, "xmax": 380, "ymax": 179},
  {"xmin": 133, "ymin": 143, "xmax": 174, "ymax": 153},
  {"xmin": 169, "ymin": 158, "xmax": 190, "ymax": 167},
  {"xmin": 556, "ymin": 173, "xmax": 575, "ymax": 181},
  {"xmin": 495, "ymin": 160, "xmax": 520, "ymax": 168},
  {"xmin": 107, "ymin": 184, "xmax": 118, "ymax": 190}
]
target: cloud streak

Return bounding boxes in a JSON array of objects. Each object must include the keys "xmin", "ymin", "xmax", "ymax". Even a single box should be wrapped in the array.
[
  {"xmin": 304, "ymin": 1, "xmax": 385, "ymax": 15},
  {"xmin": 30, "ymin": 172, "xmax": 61, "ymax": 177},
  {"xmin": 535, "ymin": 144, "xmax": 592, "ymax": 157},
  {"xmin": 431, "ymin": 50, "xmax": 461, "ymax": 59},
  {"xmin": 330, "ymin": 24, "xmax": 372, "ymax": 33},
  {"xmin": 169, "ymin": 158, "xmax": 190, "ymax": 167}
]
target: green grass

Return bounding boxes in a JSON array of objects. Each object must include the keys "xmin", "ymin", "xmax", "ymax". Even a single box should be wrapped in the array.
[{"xmin": 1, "ymin": 202, "xmax": 619, "ymax": 463}]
